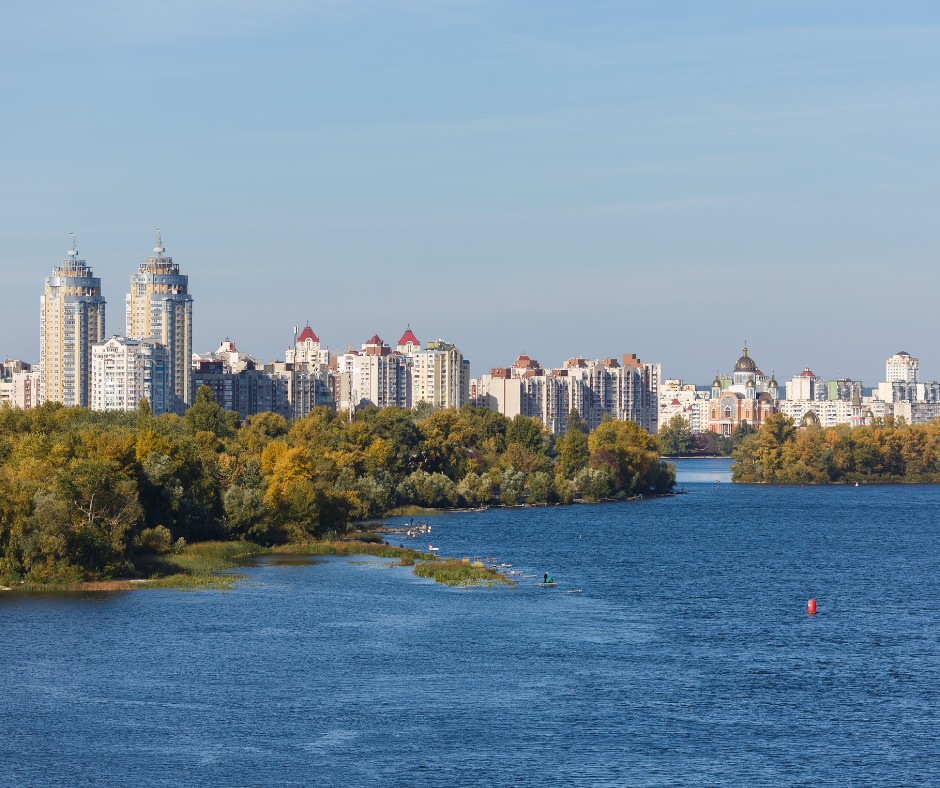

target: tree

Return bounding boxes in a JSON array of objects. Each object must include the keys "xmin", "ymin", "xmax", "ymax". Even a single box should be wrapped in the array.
[
  {"xmin": 457, "ymin": 472, "xmax": 493, "ymax": 507},
  {"xmin": 185, "ymin": 385, "xmax": 232, "ymax": 439},
  {"xmin": 565, "ymin": 409, "xmax": 589, "ymax": 435},
  {"xmin": 658, "ymin": 414, "xmax": 693, "ymax": 456},
  {"xmin": 506, "ymin": 415, "xmax": 546, "ymax": 455},
  {"xmin": 555, "ymin": 429, "xmax": 590, "ymax": 479},
  {"xmin": 526, "ymin": 471, "xmax": 555, "ymax": 504},
  {"xmin": 589, "ymin": 419, "xmax": 673, "ymax": 495},
  {"xmin": 499, "ymin": 468, "xmax": 526, "ymax": 505}
]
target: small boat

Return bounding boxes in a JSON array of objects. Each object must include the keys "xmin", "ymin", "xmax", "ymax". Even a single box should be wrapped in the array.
[
  {"xmin": 427, "ymin": 545, "xmax": 440, "ymax": 553},
  {"xmin": 537, "ymin": 581, "xmax": 557, "ymax": 588}
]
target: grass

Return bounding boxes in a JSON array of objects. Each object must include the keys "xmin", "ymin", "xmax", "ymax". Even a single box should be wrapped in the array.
[
  {"xmin": 383, "ymin": 505, "xmax": 439, "ymax": 518},
  {"xmin": 141, "ymin": 541, "xmax": 271, "ymax": 590},
  {"xmin": 2, "ymin": 536, "xmax": 508, "ymax": 592},
  {"xmin": 273, "ymin": 540, "xmax": 434, "ymax": 563},
  {"xmin": 412, "ymin": 558, "xmax": 511, "ymax": 587}
]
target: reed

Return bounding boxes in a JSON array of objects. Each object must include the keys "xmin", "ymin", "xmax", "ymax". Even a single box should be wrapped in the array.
[{"xmin": 412, "ymin": 559, "xmax": 511, "ymax": 587}]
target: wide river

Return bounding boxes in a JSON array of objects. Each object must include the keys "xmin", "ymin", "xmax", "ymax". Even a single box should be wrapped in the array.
[{"xmin": 2, "ymin": 458, "xmax": 939, "ymax": 786}]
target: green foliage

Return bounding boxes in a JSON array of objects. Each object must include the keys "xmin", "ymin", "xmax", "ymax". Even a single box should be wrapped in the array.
[
  {"xmin": 565, "ymin": 409, "xmax": 589, "ymax": 435},
  {"xmin": 588, "ymin": 419, "xmax": 675, "ymax": 496},
  {"xmin": 732, "ymin": 417, "xmax": 940, "ymax": 484},
  {"xmin": 0, "ymin": 400, "xmax": 673, "ymax": 585},
  {"xmin": 400, "ymin": 470, "xmax": 459, "ymax": 508},
  {"xmin": 185, "ymin": 385, "xmax": 233, "ymax": 438},
  {"xmin": 555, "ymin": 429, "xmax": 590, "ymax": 478},
  {"xmin": 658, "ymin": 414, "xmax": 693, "ymax": 456},
  {"xmin": 499, "ymin": 468, "xmax": 527, "ymax": 505},
  {"xmin": 576, "ymin": 465, "xmax": 616, "ymax": 501},
  {"xmin": 525, "ymin": 471, "xmax": 556, "ymax": 504},
  {"xmin": 413, "ymin": 558, "xmax": 510, "ymax": 587},
  {"xmin": 506, "ymin": 415, "xmax": 546, "ymax": 454},
  {"xmin": 457, "ymin": 472, "xmax": 493, "ymax": 507}
]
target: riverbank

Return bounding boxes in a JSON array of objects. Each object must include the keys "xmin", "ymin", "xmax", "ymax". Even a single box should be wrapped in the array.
[{"xmin": 1, "ymin": 536, "xmax": 509, "ymax": 592}]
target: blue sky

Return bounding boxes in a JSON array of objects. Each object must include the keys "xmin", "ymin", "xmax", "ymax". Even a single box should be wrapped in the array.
[{"xmin": 3, "ymin": 1, "xmax": 938, "ymax": 385}]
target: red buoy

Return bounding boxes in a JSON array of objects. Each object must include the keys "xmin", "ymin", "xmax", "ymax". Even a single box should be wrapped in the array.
[{"xmin": 807, "ymin": 598, "xmax": 817, "ymax": 615}]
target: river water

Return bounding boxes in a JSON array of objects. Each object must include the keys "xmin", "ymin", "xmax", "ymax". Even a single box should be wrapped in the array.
[{"xmin": 2, "ymin": 458, "xmax": 939, "ymax": 786}]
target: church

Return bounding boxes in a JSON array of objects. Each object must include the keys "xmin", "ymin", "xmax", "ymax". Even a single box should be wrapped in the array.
[{"xmin": 708, "ymin": 344, "xmax": 778, "ymax": 436}]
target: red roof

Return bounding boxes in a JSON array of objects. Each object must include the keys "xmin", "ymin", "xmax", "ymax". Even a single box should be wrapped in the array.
[
  {"xmin": 799, "ymin": 368, "xmax": 815, "ymax": 377},
  {"xmin": 398, "ymin": 326, "xmax": 420, "ymax": 346},
  {"xmin": 365, "ymin": 334, "xmax": 383, "ymax": 345},
  {"xmin": 297, "ymin": 326, "xmax": 319, "ymax": 343}
]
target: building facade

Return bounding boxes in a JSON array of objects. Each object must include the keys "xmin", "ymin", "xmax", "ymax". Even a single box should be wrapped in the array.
[
  {"xmin": 0, "ymin": 363, "xmax": 41, "ymax": 410},
  {"xmin": 472, "ymin": 352, "xmax": 660, "ymax": 435},
  {"xmin": 331, "ymin": 335, "xmax": 412, "ymax": 412},
  {"xmin": 706, "ymin": 345, "xmax": 777, "ymax": 435},
  {"xmin": 91, "ymin": 336, "xmax": 170, "ymax": 415},
  {"xmin": 40, "ymin": 238, "xmax": 107, "ymax": 406},
  {"xmin": 409, "ymin": 338, "xmax": 470, "ymax": 411},
  {"xmin": 125, "ymin": 231, "xmax": 193, "ymax": 414}
]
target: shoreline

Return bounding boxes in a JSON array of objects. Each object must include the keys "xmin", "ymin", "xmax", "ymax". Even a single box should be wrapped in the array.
[
  {"xmin": 3, "ymin": 491, "xmax": 685, "ymax": 594},
  {"xmin": 0, "ymin": 539, "xmax": 506, "ymax": 594}
]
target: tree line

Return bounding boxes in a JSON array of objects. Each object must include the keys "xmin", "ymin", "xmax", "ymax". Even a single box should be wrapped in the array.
[
  {"xmin": 657, "ymin": 413, "xmax": 754, "ymax": 457},
  {"xmin": 732, "ymin": 413, "xmax": 940, "ymax": 484},
  {"xmin": 0, "ymin": 388, "xmax": 675, "ymax": 583}
]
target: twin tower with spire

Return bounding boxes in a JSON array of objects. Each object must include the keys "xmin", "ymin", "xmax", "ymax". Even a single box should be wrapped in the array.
[{"xmin": 39, "ymin": 231, "xmax": 193, "ymax": 413}]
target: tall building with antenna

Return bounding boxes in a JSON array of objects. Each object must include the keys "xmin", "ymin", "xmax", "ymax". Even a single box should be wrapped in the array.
[
  {"xmin": 39, "ymin": 235, "xmax": 107, "ymax": 406},
  {"xmin": 125, "ymin": 230, "xmax": 193, "ymax": 414}
]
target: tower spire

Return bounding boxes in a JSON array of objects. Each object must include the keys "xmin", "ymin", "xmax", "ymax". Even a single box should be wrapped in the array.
[
  {"xmin": 68, "ymin": 232, "xmax": 77, "ymax": 257},
  {"xmin": 154, "ymin": 228, "xmax": 164, "ymax": 255}
]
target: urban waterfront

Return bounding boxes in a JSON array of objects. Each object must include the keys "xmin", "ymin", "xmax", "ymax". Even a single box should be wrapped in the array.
[{"xmin": 2, "ymin": 459, "xmax": 938, "ymax": 786}]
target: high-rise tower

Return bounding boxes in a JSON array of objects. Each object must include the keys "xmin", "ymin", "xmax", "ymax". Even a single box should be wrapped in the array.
[
  {"xmin": 125, "ymin": 230, "xmax": 193, "ymax": 414},
  {"xmin": 39, "ymin": 235, "xmax": 107, "ymax": 406}
]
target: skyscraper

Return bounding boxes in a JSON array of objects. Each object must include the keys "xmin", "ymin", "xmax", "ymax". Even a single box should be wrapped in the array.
[
  {"xmin": 125, "ymin": 230, "xmax": 193, "ymax": 414},
  {"xmin": 39, "ymin": 236, "xmax": 106, "ymax": 406}
]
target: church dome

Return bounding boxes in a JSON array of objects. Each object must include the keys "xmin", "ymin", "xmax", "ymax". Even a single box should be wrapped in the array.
[
  {"xmin": 801, "ymin": 410, "xmax": 821, "ymax": 428},
  {"xmin": 734, "ymin": 344, "xmax": 757, "ymax": 373}
]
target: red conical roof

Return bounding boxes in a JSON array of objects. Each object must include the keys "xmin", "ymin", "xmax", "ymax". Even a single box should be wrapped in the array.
[
  {"xmin": 297, "ymin": 326, "xmax": 319, "ymax": 343},
  {"xmin": 365, "ymin": 334, "xmax": 383, "ymax": 345},
  {"xmin": 398, "ymin": 326, "xmax": 420, "ymax": 346}
]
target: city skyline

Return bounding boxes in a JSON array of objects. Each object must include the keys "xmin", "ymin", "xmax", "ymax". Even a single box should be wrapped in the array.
[
  {"xmin": 9, "ymin": 233, "xmax": 938, "ymax": 389},
  {"xmin": 3, "ymin": 3, "xmax": 939, "ymax": 383}
]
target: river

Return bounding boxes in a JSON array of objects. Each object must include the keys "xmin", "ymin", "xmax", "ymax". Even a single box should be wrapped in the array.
[{"xmin": 2, "ymin": 458, "xmax": 938, "ymax": 786}]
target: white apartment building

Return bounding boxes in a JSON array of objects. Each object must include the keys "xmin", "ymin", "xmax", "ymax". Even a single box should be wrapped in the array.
[
  {"xmin": 286, "ymin": 325, "xmax": 330, "ymax": 368},
  {"xmin": 659, "ymin": 380, "xmax": 711, "ymax": 434},
  {"xmin": 0, "ymin": 369, "xmax": 42, "ymax": 410},
  {"xmin": 91, "ymin": 336, "xmax": 170, "ymax": 415},
  {"xmin": 885, "ymin": 351, "xmax": 919, "ymax": 383},
  {"xmin": 332, "ymin": 335, "xmax": 411, "ymax": 412},
  {"xmin": 875, "ymin": 351, "xmax": 940, "ymax": 416},
  {"xmin": 409, "ymin": 339, "xmax": 470, "ymax": 410},
  {"xmin": 786, "ymin": 368, "xmax": 822, "ymax": 401},
  {"xmin": 39, "ymin": 238, "xmax": 107, "ymax": 407},
  {"xmin": 777, "ymin": 398, "xmax": 856, "ymax": 429},
  {"xmin": 193, "ymin": 338, "xmax": 259, "ymax": 374},
  {"xmin": 472, "ymin": 353, "xmax": 660, "ymax": 434}
]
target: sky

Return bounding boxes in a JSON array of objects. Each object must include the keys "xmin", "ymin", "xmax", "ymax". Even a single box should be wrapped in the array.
[{"xmin": 2, "ymin": 1, "xmax": 939, "ymax": 385}]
